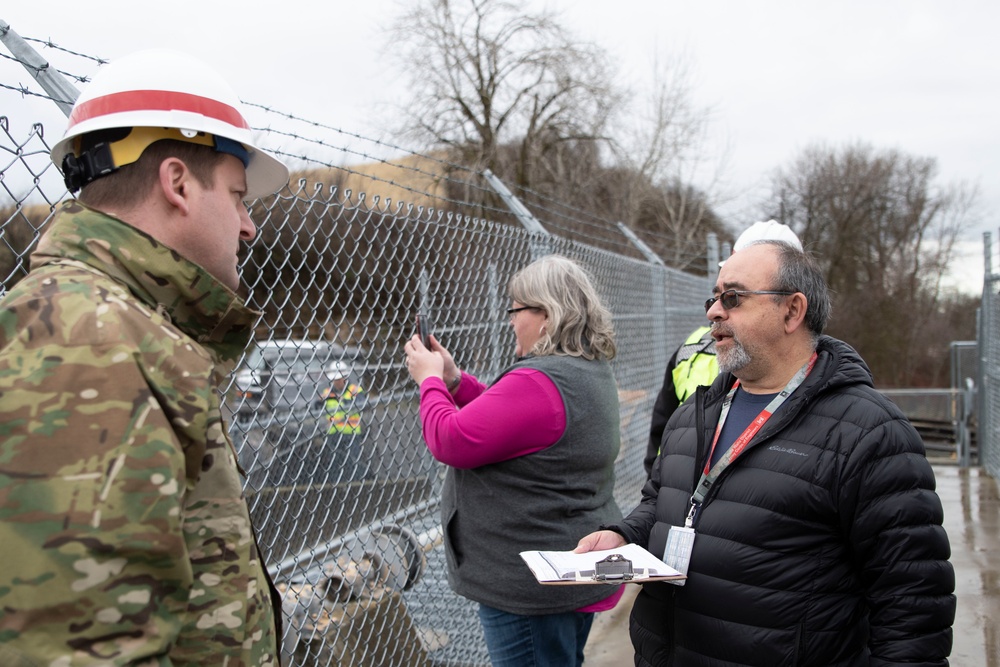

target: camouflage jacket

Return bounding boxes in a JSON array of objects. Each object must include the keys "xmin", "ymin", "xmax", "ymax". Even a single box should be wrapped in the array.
[{"xmin": 0, "ymin": 201, "xmax": 279, "ymax": 666}]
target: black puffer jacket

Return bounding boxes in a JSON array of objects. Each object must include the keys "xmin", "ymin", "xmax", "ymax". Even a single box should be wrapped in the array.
[{"xmin": 612, "ymin": 336, "xmax": 955, "ymax": 666}]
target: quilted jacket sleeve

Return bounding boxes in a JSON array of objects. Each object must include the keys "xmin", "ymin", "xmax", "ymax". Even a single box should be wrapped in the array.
[{"xmin": 838, "ymin": 401, "xmax": 956, "ymax": 666}]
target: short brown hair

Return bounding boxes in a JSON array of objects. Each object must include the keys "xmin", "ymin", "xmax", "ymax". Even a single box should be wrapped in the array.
[{"xmin": 78, "ymin": 139, "xmax": 226, "ymax": 210}]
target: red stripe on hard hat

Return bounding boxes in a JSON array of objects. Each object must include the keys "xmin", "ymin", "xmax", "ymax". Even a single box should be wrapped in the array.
[{"xmin": 68, "ymin": 89, "xmax": 250, "ymax": 131}]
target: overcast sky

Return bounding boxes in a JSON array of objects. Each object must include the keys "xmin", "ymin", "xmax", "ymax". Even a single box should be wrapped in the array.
[{"xmin": 2, "ymin": 0, "xmax": 997, "ymax": 293}]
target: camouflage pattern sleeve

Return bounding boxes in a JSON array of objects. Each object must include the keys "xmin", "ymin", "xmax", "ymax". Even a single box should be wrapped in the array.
[{"xmin": 0, "ymin": 245, "xmax": 277, "ymax": 664}]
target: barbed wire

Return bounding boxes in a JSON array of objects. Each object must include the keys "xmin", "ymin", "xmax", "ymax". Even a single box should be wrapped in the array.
[
  {"xmin": 13, "ymin": 30, "xmax": 108, "ymax": 66},
  {"xmin": 248, "ymin": 103, "xmax": 605, "ymax": 236},
  {"xmin": 0, "ymin": 51, "xmax": 92, "ymax": 87},
  {"xmin": 246, "ymin": 103, "xmax": 646, "ymax": 255},
  {"xmin": 244, "ymin": 102, "xmax": 478, "ymax": 179},
  {"xmin": 250, "ymin": 123, "xmax": 513, "ymax": 221},
  {"xmin": 1, "ymin": 30, "xmax": 708, "ymax": 268},
  {"xmin": 0, "ymin": 79, "xmax": 74, "ymax": 105},
  {"xmin": 241, "ymin": 105, "xmax": 712, "ymax": 265}
]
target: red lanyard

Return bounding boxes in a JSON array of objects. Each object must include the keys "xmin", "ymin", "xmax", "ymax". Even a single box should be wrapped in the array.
[{"xmin": 686, "ymin": 352, "xmax": 818, "ymax": 526}]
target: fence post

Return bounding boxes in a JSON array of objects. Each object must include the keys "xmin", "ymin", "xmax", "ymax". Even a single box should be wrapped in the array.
[
  {"xmin": 481, "ymin": 169, "xmax": 551, "ymax": 260},
  {"xmin": 0, "ymin": 21, "xmax": 80, "ymax": 116},
  {"xmin": 980, "ymin": 232, "xmax": 994, "ymax": 473},
  {"xmin": 488, "ymin": 263, "xmax": 505, "ymax": 382},
  {"xmin": 706, "ymin": 232, "xmax": 720, "ymax": 281},
  {"xmin": 613, "ymin": 222, "xmax": 669, "ymax": 388},
  {"xmin": 615, "ymin": 222, "xmax": 665, "ymax": 267},
  {"xmin": 952, "ymin": 342, "xmax": 971, "ymax": 466},
  {"xmin": 417, "ymin": 267, "xmax": 432, "ymax": 343}
]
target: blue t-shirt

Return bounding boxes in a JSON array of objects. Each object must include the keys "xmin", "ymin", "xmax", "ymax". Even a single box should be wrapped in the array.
[{"xmin": 712, "ymin": 386, "xmax": 780, "ymax": 467}]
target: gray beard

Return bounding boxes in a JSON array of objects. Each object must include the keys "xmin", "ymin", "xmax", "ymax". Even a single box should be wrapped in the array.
[{"xmin": 717, "ymin": 337, "xmax": 752, "ymax": 374}]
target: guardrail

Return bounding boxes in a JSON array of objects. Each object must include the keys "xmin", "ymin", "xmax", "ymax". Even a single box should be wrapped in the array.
[{"xmin": 880, "ymin": 388, "xmax": 973, "ymax": 462}]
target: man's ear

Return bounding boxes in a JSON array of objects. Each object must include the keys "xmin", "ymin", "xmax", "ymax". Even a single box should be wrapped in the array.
[
  {"xmin": 784, "ymin": 292, "xmax": 808, "ymax": 334},
  {"xmin": 158, "ymin": 157, "xmax": 192, "ymax": 215}
]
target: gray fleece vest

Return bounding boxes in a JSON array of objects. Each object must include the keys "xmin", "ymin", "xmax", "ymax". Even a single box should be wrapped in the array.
[{"xmin": 440, "ymin": 354, "xmax": 623, "ymax": 614}]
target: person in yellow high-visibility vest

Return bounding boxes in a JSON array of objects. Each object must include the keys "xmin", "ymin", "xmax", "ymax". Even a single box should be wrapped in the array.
[
  {"xmin": 318, "ymin": 361, "xmax": 369, "ymax": 481},
  {"xmin": 644, "ymin": 326, "xmax": 718, "ymax": 476}
]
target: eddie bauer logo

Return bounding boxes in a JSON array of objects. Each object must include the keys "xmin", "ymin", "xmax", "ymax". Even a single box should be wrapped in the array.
[{"xmin": 768, "ymin": 445, "xmax": 808, "ymax": 457}]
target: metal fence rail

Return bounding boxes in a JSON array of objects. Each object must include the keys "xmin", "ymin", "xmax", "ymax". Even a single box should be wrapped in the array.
[
  {"xmin": 1, "ymin": 29, "xmax": 713, "ymax": 666},
  {"xmin": 980, "ymin": 233, "xmax": 1000, "ymax": 479}
]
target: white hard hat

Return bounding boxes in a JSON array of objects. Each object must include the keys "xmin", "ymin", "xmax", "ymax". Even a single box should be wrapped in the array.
[
  {"xmin": 51, "ymin": 49, "xmax": 289, "ymax": 200},
  {"xmin": 327, "ymin": 361, "xmax": 351, "ymax": 381},
  {"xmin": 721, "ymin": 220, "xmax": 803, "ymax": 266},
  {"xmin": 734, "ymin": 220, "xmax": 802, "ymax": 252}
]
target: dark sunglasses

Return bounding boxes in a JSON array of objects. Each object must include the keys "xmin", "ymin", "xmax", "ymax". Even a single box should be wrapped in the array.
[{"xmin": 705, "ymin": 289, "xmax": 795, "ymax": 312}]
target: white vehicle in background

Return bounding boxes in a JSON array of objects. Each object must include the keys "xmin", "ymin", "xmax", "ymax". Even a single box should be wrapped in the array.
[
  {"xmin": 228, "ymin": 339, "xmax": 364, "ymax": 471},
  {"xmin": 233, "ymin": 339, "xmax": 361, "ymax": 415}
]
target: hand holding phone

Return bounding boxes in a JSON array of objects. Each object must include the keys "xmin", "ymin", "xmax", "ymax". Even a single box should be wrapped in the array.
[{"xmin": 417, "ymin": 313, "xmax": 432, "ymax": 348}]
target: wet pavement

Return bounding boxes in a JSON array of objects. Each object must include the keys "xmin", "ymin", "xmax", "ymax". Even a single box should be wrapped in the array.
[
  {"xmin": 583, "ymin": 582, "xmax": 638, "ymax": 666},
  {"xmin": 941, "ymin": 466, "xmax": 1000, "ymax": 667},
  {"xmin": 584, "ymin": 464, "xmax": 1000, "ymax": 666}
]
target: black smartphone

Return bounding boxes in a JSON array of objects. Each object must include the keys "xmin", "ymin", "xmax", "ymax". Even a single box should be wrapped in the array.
[{"xmin": 417, "ymin": 313, "xmax": 432, "ymax": 348}]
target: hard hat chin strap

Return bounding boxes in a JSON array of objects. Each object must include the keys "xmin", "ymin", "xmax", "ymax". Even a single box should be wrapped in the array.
[{"xmin": 61, "ymin": 144, "xmax": 116, "ymax": 192}]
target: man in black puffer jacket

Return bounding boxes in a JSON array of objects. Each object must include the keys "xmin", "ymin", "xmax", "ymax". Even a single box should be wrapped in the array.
[{"xmin": 576, "ymin": 240, "xmax": 955, "ymax": 666}]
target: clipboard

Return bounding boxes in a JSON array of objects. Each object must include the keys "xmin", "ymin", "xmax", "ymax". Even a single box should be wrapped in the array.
[{"xmin": 520, "ymin": 543, "xmax": 686, "ymax": 585}]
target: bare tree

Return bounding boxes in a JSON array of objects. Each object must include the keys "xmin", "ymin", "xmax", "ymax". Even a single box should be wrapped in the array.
[
  {"xmin": 633, "ymin": 179, "xmax": 727, "ymax": 271},
  {"xmin": 765, "ymin": 142, "xmax": 978, "ymax": 386},
  {"xmin": 390, "ymin": 0, "xmax": 618, "ymax": 188},
  {"xmin": 390, "ymin": 0, "xmax": 727, "ymax": 272},
  {"xmin": 608, "ymin": 54, "xmax": 731, "ymax": 271},
  {"xmin": 618, "ymin": 55, "xmax": 712, "ymax": 189}
]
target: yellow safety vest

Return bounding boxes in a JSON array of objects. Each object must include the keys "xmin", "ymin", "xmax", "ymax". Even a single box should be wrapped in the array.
[
  {"xmin": 671, "ymin": 326, "xmax": 719, "ymax": 403},
  {"xmin": 323, "ymin": 384, "xmax": 364, "ymax": 435}
]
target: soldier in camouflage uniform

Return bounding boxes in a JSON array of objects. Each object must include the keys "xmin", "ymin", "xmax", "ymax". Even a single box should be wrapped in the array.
[{"xmin": 0, "ymin": 49, "xmax": 289, "ymax": 666}]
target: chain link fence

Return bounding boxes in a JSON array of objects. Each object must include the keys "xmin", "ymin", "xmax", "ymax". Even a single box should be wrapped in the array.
[
  {"xmin": 4, "ymin": 23, "xmax": 997, "ymax": 666},
  {"xmin": 980, "ymin": 233, "xmax": 1000, "ymax": 479},
  {"xmin": 1, "ymin": 28, "xmax": 712, "ymax": 666}
]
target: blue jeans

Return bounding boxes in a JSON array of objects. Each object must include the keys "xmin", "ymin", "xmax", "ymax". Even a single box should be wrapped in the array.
[{"xmin": 477, "ymin": 604, "xmax": 595, "ymax": 667}]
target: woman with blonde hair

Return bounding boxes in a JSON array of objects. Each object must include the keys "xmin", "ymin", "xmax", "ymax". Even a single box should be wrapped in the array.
[{"xmin": 404, "ymin": 254, "xmax": 623, "ymax": 667}]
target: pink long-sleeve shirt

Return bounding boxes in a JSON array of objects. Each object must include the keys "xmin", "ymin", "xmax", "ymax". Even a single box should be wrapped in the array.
[
  {"xmin": 419, "ymin": 368, "xmax": 624, "ymax": 612},
  {"xmin": 419, "ymin": 368, "xmax": 565, "ymax": 468}
]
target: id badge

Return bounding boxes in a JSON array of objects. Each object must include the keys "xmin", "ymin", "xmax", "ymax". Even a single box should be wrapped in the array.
[{"xmin": 662, "ymin": 526, "xmax": 696, "ymax": 586}]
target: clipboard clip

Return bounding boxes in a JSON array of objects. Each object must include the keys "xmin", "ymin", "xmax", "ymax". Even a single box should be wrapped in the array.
[{"xmin": 593, "ymin": 553, "xmax": 633, "ymax": 581}]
